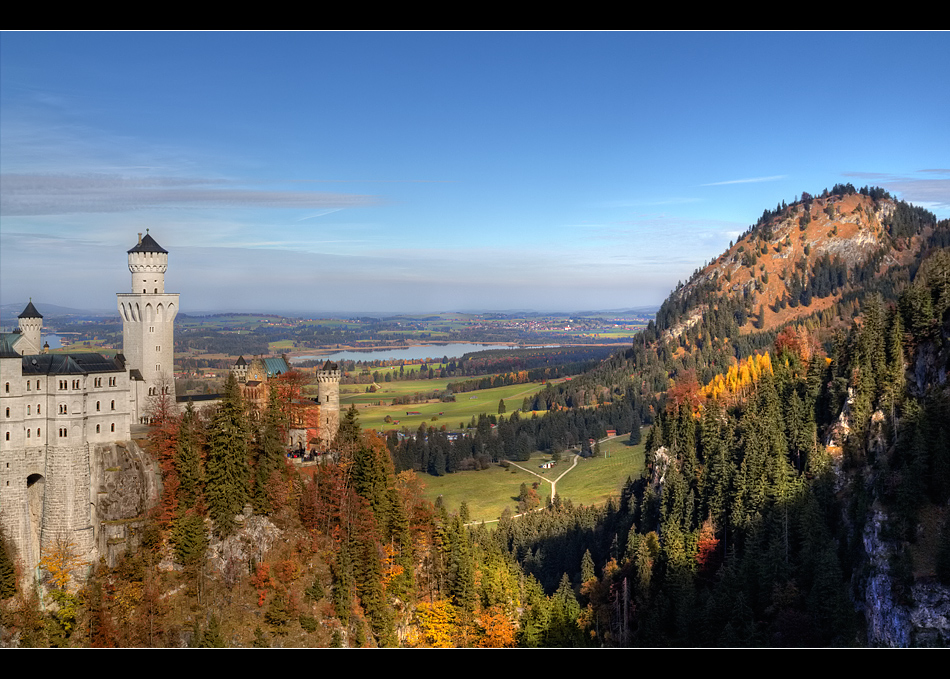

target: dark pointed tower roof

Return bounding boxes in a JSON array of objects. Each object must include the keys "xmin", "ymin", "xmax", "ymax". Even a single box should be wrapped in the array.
[
  {"xmin": 18, "ymin": 300, "xmax": 42, "ymax": 319},
  {"xmin": 128, "ymin": 230, "xmax": 168, "ymax": 254}
]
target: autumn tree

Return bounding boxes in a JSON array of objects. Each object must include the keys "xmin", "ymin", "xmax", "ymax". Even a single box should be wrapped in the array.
[
  {"xmin": 146, "ymin": 381, "xmax": 181, "ymax": 530},
  {"xmin": 39, "ymin": 534, "xmax": 87, "ymax": 591}
]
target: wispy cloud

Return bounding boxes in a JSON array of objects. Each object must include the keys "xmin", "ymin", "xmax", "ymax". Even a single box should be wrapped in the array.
[
  {"xmin": 841, "ymin": 170, "xmax": 950, "ymax": 214},
  {"xmin": 0, "ymin": 173, "xmax": 384, "ymax": 216},
  {"xmin": 701, "ymin": 175, "xmax": 786, "ymax": 186}
]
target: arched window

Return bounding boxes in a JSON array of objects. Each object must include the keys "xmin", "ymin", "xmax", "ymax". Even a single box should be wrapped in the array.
[
  {"xmin": 96, "ymin": 401, "xmax": 100, "ymax": 411},
  {"xmin": 111, "ymin": 400, "xmax": 115, "ymax": 411},
  {"xmin": 96, "ymin": 424, "xmax": 101, "ymax": 433},
  {"xmin": 4, "ymin": 432, "xmax": 9, "ymax": 440},
  {"xmin": 27, "ymin": 429, "xmax": 30, "ymax": 438},
  {"xmin": 4, "ymin": 408, "xmax": 8, "ymax": 418},
  {"xmin": 4, "ymin": 382, "xmax": 8, "ymax": 393},
  {"xmin": 37, "ymin": 405, "xmax": 40, "ymax": 415},
  {"xmin": 27, "ymin": 406, "xmax": 31, "ymax": 415},
  {"xmin": 111, "ymin": 423, "xmax": 115, "ymax": 432}
]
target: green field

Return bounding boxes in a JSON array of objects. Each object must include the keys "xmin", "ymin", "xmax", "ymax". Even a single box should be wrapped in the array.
[
  {"xmin": 417, "ymin": 433, "xmax": 647, "ymax": 523},
  {"xmin": 342, "ymin": 378, "xmax": 554, "ymax": 431}
]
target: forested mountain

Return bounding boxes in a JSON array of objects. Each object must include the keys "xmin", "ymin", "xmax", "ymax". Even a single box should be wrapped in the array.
[
  {"xmin": 2, "ymin": 186, "xmax": 948, "ymax": 647},
  {"xmin": 492, "ymin": 186, "xmax": 950, "ymax": 646}
]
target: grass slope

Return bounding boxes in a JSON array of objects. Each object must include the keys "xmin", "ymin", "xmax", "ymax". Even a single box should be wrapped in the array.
[
  {"xmin": 344, "ymin": 379, "xmax": 554, "ymax": 431},
  {"xmin": 419, "ymin": 433, "xmax": 647, "ymax": 523}
]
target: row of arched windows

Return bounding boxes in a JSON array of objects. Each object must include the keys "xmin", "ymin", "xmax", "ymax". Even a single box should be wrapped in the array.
[
  {"xmin": 5, "ymin": 376, "xmax": 119, "ymax": 394},
  {"xmin": 4, "ymin": 421, "xmax": 116, "ymax": 441}
]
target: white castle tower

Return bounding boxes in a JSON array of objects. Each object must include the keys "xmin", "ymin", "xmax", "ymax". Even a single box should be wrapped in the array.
[
  {"xmin": 116, "ymin": 231, "xmax": 178, "ymax": 423},
  {"xmin": 315, "ymin": 360, "xmax": 341, "ymax": 447}
]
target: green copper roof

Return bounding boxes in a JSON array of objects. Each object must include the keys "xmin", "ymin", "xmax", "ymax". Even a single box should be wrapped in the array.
[{"xmin": 262, "ymin": 357, "xmax": 291, "ymax": 377}]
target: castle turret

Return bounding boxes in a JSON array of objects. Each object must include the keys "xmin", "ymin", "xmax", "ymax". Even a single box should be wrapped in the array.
[
  {"xmin": 117, "ymin": 231, "xmax": 178, "ymax": 423},
  {"xmin": 316, "ymin": 360, "xmax": 341, "ymax": 447},
  {"xmin": 16, "ymin": 300, "xmax": 43, "ymax": 355}
]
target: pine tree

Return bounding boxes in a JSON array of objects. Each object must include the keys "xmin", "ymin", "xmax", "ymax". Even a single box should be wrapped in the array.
[
  {"xmin": 581, "ymin": 549, "xmax": 595, "ymax": 584},
  {"xmin": 205, "ymin": 372, "xmax": 250, "ymax": 537},
  {"xmin": 198, "ymin": 614, "xmax": 226, "ymax": 647},
  {"xmin": 335, "ymin": 404, "xmax": 362, "ymax": 451},
  {"xmin": 175, "ymin": 402, "xmax": 203, "ymax": 512},
  {"xmin": 253, "ymin": 387, "xmax": 287, "ymax": 514}
]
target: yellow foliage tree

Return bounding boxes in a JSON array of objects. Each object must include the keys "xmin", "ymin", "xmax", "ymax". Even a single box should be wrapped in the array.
[
  {"xmin": 698, "ymin": 351, "xmax": 775, "ymax": 408},
  {"xmin": 412, "ymin": 599, "xmax": 458, "ymax": 648},
  {"xmin": 39, "ymin": 535, "xmax": 87, "ymax": 591}
]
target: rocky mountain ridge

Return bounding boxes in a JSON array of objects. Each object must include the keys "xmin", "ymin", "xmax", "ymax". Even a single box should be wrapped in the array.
[{"xmin": 665, "ymin": 191, "xmax": 933, "ymax": 340}]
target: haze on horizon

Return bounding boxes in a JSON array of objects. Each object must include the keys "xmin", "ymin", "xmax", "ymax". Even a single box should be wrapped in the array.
[{"xmin": 2, "ymin": 31, "xmax": 948, "ymax": 317}]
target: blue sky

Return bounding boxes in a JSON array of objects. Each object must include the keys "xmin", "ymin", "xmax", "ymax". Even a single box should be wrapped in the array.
[{"xmin": 2, "ymin": 31, "xmax": 948, "ymax": 315}]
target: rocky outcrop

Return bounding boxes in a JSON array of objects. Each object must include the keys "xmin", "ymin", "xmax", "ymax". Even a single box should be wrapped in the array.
[
  {"xmin": 207, "ymin": 510, "xmax": 282, "ymax": 585},
  {"xmin": 92, "ymin": 441, "xmax": 163, "ymax": 566},
  {"xmin": 861, "ymin": 507, "xmax": 950, "ymax": 646},
  {"xmin": 861, "ymin": 507, "xmax": 911, "ymax": 647}
]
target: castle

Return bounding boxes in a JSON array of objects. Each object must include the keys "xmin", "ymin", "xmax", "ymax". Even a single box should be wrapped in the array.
[
  {"xmin": 1, "ymin": 233, "xmax": 340, "ymax": 581},
  {"xmin": 231, "ymin": 354, "xmax": 340, "ymax": 451}
]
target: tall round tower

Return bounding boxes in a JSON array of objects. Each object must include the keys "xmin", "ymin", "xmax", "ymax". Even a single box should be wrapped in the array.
[
  {"xmin": 117, "ymin": 231, "xmax": 179, "ymax": 423},
  {"xmin": 316, "ymin": 360, "xmax": 341, "ymax": 448},
  {"xmin": 17, "ymin": 300, "xmax": 43, "ymax": 355}
]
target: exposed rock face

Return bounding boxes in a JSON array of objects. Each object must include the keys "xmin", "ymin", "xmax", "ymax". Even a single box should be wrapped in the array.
[
  {"xmin": 861, "ymin": 508, "xmax": 950, "ymax": 647},
  {"xmin": 92, "ymin": 441, "xmax": 163, "ymax": 566},
  {"xmin": 650, "ymin": 446, "xmax": 670, "ymax": 487},
  {"xmin": 825, "ymin": 387, "xmax": 853, "ymax": 449},
  {"xmin": 207, "ymin": 511, "xmax": 282, "ymax": 584},
  {"xmin": 861, "ymin": 508, "xmax": 911, "ymax": 647}
]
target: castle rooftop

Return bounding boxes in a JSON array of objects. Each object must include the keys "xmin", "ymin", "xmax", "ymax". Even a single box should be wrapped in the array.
[
  {"xmin": 127, "ymin": 231, "xmax": 168, "ymax": 254},
  {"xmin": 18, "ymin": 300, "xmax": 43, "ymax": 319}
]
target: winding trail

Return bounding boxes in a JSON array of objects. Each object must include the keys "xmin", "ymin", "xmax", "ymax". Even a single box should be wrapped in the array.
[{"xmin": 472, "ymin": 435, "xmax": 615, "ymax": 525}]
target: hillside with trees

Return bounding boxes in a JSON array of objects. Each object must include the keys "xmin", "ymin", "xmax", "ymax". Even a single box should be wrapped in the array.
[{"xmin": 2, "ymin": 186, "xmax": 948, "ymax": 647}]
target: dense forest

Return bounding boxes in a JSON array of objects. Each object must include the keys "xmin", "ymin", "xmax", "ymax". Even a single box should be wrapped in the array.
[{"xmin": 2, "ymin": 188, "xmax": 949, "ymax": 646}]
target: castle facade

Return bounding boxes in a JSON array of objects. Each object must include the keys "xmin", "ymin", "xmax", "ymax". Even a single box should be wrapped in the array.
[
  {"xmin": 2, "ymin": 233, "xmax": 342, "ymax": 581},
  {"xmin": 0, "ymin": 235, "xmax": 180, "ymax": 580}
]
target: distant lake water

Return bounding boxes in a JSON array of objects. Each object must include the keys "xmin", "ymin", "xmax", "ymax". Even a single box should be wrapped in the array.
[{"xmin": 291, "ymin": 343, "xmax": 512, "ymax": 364}]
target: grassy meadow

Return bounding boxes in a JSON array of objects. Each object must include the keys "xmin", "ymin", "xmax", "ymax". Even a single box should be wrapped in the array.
[
  {"xmin": 342, "ymin": 376, "xmax": 555, "ymax": 431},
  {"xmin": 417, "ymin": 433, "xmax": 647, "ymax": 523}
]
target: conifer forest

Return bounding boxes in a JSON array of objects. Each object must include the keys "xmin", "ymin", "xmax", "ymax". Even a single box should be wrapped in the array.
[{"xmin": 2, "ymin": 187, "xmax": 949, "ymax": 647}]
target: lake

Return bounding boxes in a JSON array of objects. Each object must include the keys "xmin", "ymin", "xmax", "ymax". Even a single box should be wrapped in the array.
[{"xmin": 290, "ymin": 342, "xmax": 512, "ymax": 364}]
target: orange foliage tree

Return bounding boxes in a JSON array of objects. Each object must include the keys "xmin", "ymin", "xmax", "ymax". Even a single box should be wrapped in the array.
[{"xmin": 476, "ymin": 606, "xmax": 517, "ymax": 648}]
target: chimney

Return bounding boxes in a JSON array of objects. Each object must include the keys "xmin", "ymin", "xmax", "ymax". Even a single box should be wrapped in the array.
[{"xmin": 138, "ymin": 232, "xmax": 142, "ymax": 245}]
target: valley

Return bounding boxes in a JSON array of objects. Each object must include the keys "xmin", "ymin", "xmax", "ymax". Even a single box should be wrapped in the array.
[{"xmin": 3, "ymin": 186, "xmax": 949, "ymax": 648}]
